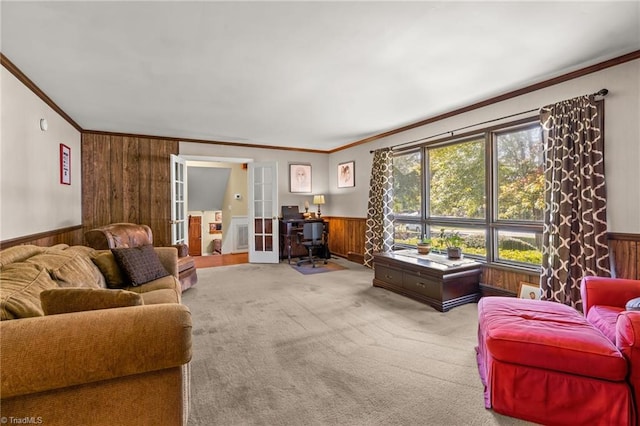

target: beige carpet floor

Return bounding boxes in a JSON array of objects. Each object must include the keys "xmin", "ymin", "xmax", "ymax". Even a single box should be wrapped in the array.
[{"xmin": 182, "ymin": 258, "xmax": 534, "ymax": 426}]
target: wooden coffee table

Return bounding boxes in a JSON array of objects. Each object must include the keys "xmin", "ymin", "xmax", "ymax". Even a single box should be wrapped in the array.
[{"xmin": 373, "ymin": 250, "xmax": 482, "ymax": 312}]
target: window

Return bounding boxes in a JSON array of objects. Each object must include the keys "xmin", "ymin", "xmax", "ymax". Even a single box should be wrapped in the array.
[
  {"xmin": 430, "ymin": 138, "xmax": 485, "ymax": 219},
  {"xmin": 392, "ymin": 150, "xmax": 421, "ymax": 247},
  {"xmin": 392, "ymin": 120, "xmax": 544, "ymax": 270},
  {"xmin": 495, "ymin": 126, "xmax": 544, "ymax": 221}
]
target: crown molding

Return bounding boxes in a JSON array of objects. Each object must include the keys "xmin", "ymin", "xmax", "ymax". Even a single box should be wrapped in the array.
[
  {"xmin": 4, "ymin": 49, "xmax": 638, "ymax": 154},
  {"xmin": 330, "ymin": 50, "xmax": 640, "ymax": 153},
  {"xmin": 1, "ymin": 53, "xmax": 83, "ymax": 132}
]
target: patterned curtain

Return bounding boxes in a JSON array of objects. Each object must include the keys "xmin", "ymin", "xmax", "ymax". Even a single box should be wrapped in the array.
[
  {"xmin": 539, "ymin": 95, "xmax": 610, "ymax": 310},
  {"xmin": 363, "ymin": 148, "xmax": 394, "ymax": 268}
]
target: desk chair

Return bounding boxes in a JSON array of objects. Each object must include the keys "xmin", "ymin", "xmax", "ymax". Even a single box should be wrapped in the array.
[{"xmin": 296, "ymin": 222, "xmax": 328, "ymax": 268}]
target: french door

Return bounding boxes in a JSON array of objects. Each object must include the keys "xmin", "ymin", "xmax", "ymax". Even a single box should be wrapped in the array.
[
  {"xmin": 170, "ymin": 154, "xmax": 188, "ymax": 246},
  {"xmin": 248, "ymin": 161, "xmax": 279, "ymax": 263}
]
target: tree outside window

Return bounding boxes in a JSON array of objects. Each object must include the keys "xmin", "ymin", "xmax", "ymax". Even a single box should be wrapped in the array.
[{"xmin": 391, "ymin": 120, "xmax": 544, "ymax": 270}]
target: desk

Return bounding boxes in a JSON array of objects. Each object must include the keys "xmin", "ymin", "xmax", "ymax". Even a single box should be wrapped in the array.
[
  {"xmin": 279, "ymin": 219, "xmax": 326, "ymax": 263},
  {"xmin": 373, "ymin": 250, "xmax": 482, "ymax": 312}
]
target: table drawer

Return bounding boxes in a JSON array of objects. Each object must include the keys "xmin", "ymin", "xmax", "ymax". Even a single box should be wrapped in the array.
[
  {"xmin": 375, "ymin": 265, "xmax": 403, "ymax": 286},
  {"xmin": 403, "ymin": 273, "xmax": 440, "ymax": 299}
]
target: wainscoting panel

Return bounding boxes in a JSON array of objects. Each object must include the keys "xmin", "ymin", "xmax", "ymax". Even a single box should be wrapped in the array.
[
  {"xmin": 481, "ymin": 267, "xmax": 540, "ymax": 295},
  {"xmin": 323, "ymin": 218, "xmax": 639, "ymax": 291},
  {"xmin": 325, "ymin": 216, "xmax": 366, "ymax": 259},
  {"xmin": 0, "ymin": 226, "xmax": 84, "ymax": 249},
  {"xmin": 82, "ymin": 133, "xmax": 178, "ymax": 246},
  {"xmin": 609, "ymin": 233, "xmax": 640, "ymax": 280}
]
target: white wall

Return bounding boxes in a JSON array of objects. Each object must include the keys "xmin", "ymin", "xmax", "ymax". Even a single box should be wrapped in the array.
[
  {"xmin": 1, "ymin": 67, "xmax": 82, "ymax": 240},
  {"xmin": 179, "ymin": 143, "xmax": 330, "ymax": 215},
  {"xmin": 3, "ymin": 58, "xmax": 637, "ymax": 241},
  {"xmin": 328, "ymin": 59, "xmax": 640, "ymax": 234}
]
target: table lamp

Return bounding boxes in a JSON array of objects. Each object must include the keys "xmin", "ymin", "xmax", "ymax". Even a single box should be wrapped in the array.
[{"xmin": 313, "ymin": 195, "xmax": 325, "ymax": 217}]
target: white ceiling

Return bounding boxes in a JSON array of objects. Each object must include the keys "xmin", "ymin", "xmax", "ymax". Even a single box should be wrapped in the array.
[{"xmin": 2, "ymin": 1, "xmax": 639, "ymax": 151}]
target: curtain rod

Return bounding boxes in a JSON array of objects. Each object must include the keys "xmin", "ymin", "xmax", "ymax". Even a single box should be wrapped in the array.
[{"xmin": 370, "ymin": 88, "xmax": 608, "ymax": 153}]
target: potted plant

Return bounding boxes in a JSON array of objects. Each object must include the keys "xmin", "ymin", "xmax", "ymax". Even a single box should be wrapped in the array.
[
  {"xmin": 439, "ymin": 229, "xmax": 464, "ymax": 259},
  {"xmin": 416, "ymin": 237, "xmax": 432, "ymax": 255}
]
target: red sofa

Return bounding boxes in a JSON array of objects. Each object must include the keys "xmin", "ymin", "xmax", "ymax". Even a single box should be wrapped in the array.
[
  {"xmin": 477, "ymin": 295, "xmax": 635, "ymax": 425},
  {"xmin": 581, "ymin": 276, "xmax": 640, "ymax": 423}
]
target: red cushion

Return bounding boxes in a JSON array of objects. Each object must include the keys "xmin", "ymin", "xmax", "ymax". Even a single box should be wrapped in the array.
[
  {"xmin": 586, "ymin": 305, "xmax": 623, "ymax": 344},
  {"xmin": 479, "ymin": 297, "xmax": 627, "ymax": 381}
]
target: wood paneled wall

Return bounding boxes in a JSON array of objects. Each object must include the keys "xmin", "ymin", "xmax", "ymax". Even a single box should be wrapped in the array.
[
  {"xmin": 610, "ymin": 233, "xmax": 640, "ymax": 280},
  {"xmin": 325, "ymin": 217, "xmax": 366, "ymax": 260},
  {"xmin": 82, "ymin": 133, "xmax": 178, "ymax": 246},
  {"xmin": 0, "ymin": 225, "xmax": 84, "ymax": 249},
  {"xmin": 325, "ymin": 217, "xmax": 640, "ymax": 292}
]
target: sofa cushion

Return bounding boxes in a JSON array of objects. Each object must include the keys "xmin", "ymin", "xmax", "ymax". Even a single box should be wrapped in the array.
[
  {"xmin": 40, "ymin": 288, "xmax": 143, "ymax": 315},
  {"xmin": 0, "ymin": 245, "xmax": 47, "ymax": 268},
  {"xmin": 91, "ymin": 251, "xmax": 127, "ymax": 289},
  {"xmin": 586, "ymin": 304, "xmax": 623, "ymax": 343},
  {"xmin": 112, "ymin": 245, "xmax": 169, "ymax": 286},
  {"xmin": 26, "ymin": 249, "xmax": 106, "ymax": 288},
  {"xmin": 0, "ymin": 262, "xmax": 59, "ymax": 320},
  {"xmin": 479, "ymin": 297, "xmax": 627, "ymax": 382},
  {"xmin": 140, "ymin": 288, "xmax": 180, "ymax": 305}
]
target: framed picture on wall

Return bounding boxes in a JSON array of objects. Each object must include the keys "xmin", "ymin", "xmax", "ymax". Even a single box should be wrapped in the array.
[
  {"xmin": 60, "ymin": 144, "xmax": 71, "ymax": 185},
  {"xmin": 213, "ymin": 210, "xmax": 222, "ymax": 223},
  {"xmin": 518, "ymin": 282, "xmax": 541, "ymax": 300},
  {"xmin": 337, "ymin": 161, "xmax": 355, "ymax": 188},
  {"xmin": 289, "ymin": 163, "xmax": 312, "ymax": 193}
]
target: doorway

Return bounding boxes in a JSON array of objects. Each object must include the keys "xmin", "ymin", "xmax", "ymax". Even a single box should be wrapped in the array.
[{"xmin": 179, "ymin": 155, "xmax": 251, "ymax": 257}]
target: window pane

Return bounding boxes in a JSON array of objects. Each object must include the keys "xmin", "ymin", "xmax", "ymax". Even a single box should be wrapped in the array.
[
  {"xmin": 429, "ymin": 139, "xmax": 485, "ymax": 219},
  {"xmin": 393, "ymin": 151, "xmax": 421, "ymax": 217},
  {"xmin": 394, "ymin": 222, "xmax": 422, "ymax": 246},
  {"xmin": 496, "ymin": 126, "xmax": 544, "ymax": 221},
  {"xmin": 496, "ymin": 229, "xmax": 542, "ymax": 265},
  {"xmin": 429, "ymin": 226, "xmax": 487, "ymax": 257}
]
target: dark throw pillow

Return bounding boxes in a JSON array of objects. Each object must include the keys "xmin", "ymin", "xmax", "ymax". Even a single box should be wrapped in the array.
[
  {"xmin": 40, "ymin": 288, "xmax": 143, "ymax": 315},
  {"xmin": 111, "ymin": 245, "xmax": 169, "ymax": 286},
  {"xmin": 626, "ymin": 297, "xmax": 640, "ymax": 311}
]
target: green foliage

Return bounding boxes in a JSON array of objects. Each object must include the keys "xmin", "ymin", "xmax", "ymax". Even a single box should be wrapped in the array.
[
  {"xmin": 499, "ymin": 249, "xmax": 542, "ymax": 264},
  {"xmin": 393, "ymin": 152, "xmax": 421, "ymax": 214},
  {"xmin": 438, "ymin": 229, "xmax": 464, "ymax": 248},
  {"xmin": 496, "ymin": 128, "xmax": 545, "ymax": 220},
  {"xmin": 429, "ymin": 140, "xmax": 485, "ymax": 218}
]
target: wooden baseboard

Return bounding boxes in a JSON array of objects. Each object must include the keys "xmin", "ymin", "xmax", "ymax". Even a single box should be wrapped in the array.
[
  {"xmin": 479, "ymin": 283, "xmax": 517, "ymax": 298},
  {"xmin": 347, "ymin": 252, "xmax": 365, "ymax": 264}
]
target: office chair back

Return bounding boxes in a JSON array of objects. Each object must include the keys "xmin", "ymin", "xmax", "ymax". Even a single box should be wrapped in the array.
[{"xmin": 303, "ymin": 222, "xmax": 324, "ymax": 243}]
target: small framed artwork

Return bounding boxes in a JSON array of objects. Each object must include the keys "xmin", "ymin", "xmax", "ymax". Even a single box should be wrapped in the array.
[
  {"xmin": 289, "ymin": 163, "xmax": 312, "ymax": 193},
  {"xmin": 209, "ymin": 223, "xmax": 222, "ymax": 234},
  {"xmin": 337, "ymin": 161, "xmax": 355, "ymax": 188},
  {"xmin": 213, "ymin": 210, "xmax": 222, "ymax": 223},
  {"xmin": 518, "ymin": 282, "xmax": 541, "ymax": 300},
  {"xmin": 60, "ymin": 144, "xmax": 71, "ymax": 185}
]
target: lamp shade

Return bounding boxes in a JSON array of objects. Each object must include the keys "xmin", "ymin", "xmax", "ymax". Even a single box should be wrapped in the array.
[{"xmin": 313, "ymin": 195, "xmax": 325, "ymax": 205}]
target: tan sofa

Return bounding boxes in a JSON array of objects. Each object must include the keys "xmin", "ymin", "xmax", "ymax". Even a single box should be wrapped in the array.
[
  {"xmin": 0, "ymin": 244, "xmax": 192, "ymax": 426},
  {"xmin": 85, "ymin": 223, "xmax": 198, "ymax": 292}
]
